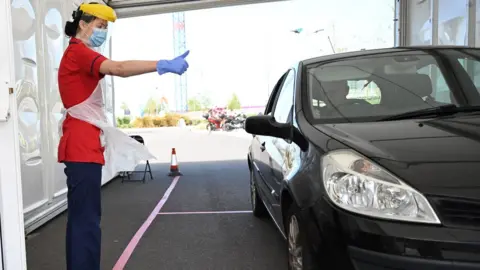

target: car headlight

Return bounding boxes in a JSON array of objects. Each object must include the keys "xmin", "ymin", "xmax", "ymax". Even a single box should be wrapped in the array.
[{"xmin": 321, "ymin": 150, "xmax": 440, "ymax": 224}]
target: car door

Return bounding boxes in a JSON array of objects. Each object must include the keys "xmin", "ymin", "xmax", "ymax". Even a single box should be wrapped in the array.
[
  {"xmin": 250, "ymin": 72, "xmax": 288, "ymax": 211},
  {"xmin": 266, "ymin": 69, "xmax": 296, "ymax": 220}
]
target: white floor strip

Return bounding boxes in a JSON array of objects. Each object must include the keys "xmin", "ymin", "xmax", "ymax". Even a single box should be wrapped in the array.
[{"xmin": 158, "ymin": 210, "xmax": 252, "ymax": 215}]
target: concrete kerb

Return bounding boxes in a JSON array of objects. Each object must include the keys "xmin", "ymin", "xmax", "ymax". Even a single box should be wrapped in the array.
[
  {"xmin": 119, "ymin": 127, "xmax": 253, "ymax": 139},
  {"xmin": 120, "ymin": 126, "xmax": 193, "ymax": 134}
]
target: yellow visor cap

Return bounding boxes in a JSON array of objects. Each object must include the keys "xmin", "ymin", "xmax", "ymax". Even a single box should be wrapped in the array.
[{"xmin": 80, "ymin": 4, "xmax": 117, "ymax": 22}]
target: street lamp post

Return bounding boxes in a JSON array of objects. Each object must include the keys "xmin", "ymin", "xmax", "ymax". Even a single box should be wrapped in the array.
[
  {"xmin": 291, "ymin": 28, "xmax": 336, "ymax": 54},
  {"xmin": 313, "ymin": 28, "xmax": 336, "ymax": 54},
  {"xmin": 327, "ymin": 36, "xmax": 336, "ymax": 54}
]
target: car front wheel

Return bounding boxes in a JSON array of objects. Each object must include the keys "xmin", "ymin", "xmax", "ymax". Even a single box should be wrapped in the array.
[
  {"xmin": 286, "ymin": 203, "xmax": 318, "ymax": 270},
  {"xmin": 250, "ymin": 168, "xmax": 267, "ymax": 217}
]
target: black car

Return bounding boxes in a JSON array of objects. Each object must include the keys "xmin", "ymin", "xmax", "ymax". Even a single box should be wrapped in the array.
[{"xmin": 245, "ymin": 47, "xmax": 480, "ymax": 270}]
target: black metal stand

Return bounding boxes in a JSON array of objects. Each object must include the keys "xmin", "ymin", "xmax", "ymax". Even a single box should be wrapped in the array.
[{"xmin": 121, "ymin": 135, "xmax": 154, "ymax": 184}]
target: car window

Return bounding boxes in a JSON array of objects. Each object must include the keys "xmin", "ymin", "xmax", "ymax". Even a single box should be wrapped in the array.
[
  {"xmin": 346, "ymin": 80, "xmax": 382, "ymax": 104},
  {"xmin": 304, "ymin": 50, "xmax": 480, "ymax": 123},
  {"xmin": 311, "ymin": 80, "xmax": 381, "ymax": 110},
  {"xmin": 273, "ymin": 70, "xmax": 295, "ymax": 124},
  {"xmin": 264, "ymin": 72, "xmax": 288, "ymax": 115}
]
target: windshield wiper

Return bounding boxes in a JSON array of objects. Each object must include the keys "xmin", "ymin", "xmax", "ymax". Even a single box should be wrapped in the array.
[{"xmin": 380, "ymin": 105, "xmax": 480, "ymax": 121}]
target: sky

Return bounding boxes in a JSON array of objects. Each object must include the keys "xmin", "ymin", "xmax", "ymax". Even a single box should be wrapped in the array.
[{"xmin": 111, "ymin": 0, "xmax": 394, "ymax": 115}]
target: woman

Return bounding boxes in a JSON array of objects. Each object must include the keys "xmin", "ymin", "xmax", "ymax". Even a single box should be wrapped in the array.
[{"xmin": 58, "ymin": 3, "xmax": 189, "ymax": 270}]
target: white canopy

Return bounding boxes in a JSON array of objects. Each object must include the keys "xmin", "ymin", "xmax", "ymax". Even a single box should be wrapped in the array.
[{"xmin": 105, "ymin": 0, "xmax": 287, "ymax": 18}]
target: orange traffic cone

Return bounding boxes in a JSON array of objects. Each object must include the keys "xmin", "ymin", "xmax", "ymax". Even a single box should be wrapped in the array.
[{"xmin": 168, "ymin": 148, "xmax": 183, "ymax": 176}]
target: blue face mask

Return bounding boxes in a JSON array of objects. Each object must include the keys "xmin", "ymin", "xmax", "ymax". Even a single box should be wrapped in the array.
[{"xmin": 89, "ymin": 28, "xmax": 107, "ymax": 47}]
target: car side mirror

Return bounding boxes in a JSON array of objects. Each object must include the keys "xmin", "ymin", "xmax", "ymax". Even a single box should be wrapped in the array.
[{"xmin": 244, "ymin": 115, "xmax": 291, "ymax": 139}]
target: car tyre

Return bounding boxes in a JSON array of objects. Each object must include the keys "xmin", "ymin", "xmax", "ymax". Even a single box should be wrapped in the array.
[
  {"xmin": 285, "ymin": 203, "xmax": 318, "ymax": 270},
  {"xmin": 250, "ymin": 168, "xmax": 267, "ymax": 217}
]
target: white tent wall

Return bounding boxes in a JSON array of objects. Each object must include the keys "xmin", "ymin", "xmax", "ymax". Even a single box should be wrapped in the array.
[
  {"xmin": 402, "ymin": 0, "xmax": 480, "ymax": 47},
  {"xmin": 398, "ymin": 0, "xmax": 479, "ymax": 102},
  {"xmin": 8, "ymin": 0, "xmax": 116, "ymax": 235},
  {"xmin": 1, "ymin": 0, "xmax": 29, "ymax": 268}
]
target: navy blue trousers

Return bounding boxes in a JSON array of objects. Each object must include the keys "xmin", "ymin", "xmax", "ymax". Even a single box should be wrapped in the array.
[{"xmin": 64, "ymin": 162, "xmax": 102, "ymax": 270}]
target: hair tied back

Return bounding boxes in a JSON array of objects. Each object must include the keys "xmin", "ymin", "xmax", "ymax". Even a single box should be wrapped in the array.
[{"xmin": 64, "ymin": 7, "xmax": 82, "ymax": 38}]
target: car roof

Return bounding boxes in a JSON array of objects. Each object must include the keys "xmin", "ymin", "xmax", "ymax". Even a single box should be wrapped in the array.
[{"xmin": 299, "ymin": 46, "xmax": 480, "ymax": 65}]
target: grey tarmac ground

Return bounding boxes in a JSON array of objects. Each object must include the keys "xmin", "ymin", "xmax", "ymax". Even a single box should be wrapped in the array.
[{"xmin": 26, "ymin": 127, "xmax": 287, "ymax": 270}]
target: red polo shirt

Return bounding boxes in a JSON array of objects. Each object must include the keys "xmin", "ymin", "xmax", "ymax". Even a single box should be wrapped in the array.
[{"xmin": 57, "ymin": 38, "xmax": 108, "ymax": 165}]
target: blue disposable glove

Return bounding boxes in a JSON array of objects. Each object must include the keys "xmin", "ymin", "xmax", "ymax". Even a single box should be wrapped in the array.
[{"xmin": 156, "ymin": 50, "xmax": 190, "ymax": 75}]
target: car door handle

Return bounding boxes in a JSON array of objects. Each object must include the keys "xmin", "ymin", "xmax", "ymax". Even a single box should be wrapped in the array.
[{"xmin": 260, "ymin": 141, "xmax": 266, "ymax": 151}]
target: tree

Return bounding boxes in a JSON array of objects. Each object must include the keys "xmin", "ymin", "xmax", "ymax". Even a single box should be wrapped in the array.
[
  {"xmin": 187, "ymin": 93, "xmax": 213, "ymax": 111},
  {"xmin": 144, "ymin": 97, "xmax": 158, "ymax": 115},
  {"xmin": 227, "ymin": 93, "xmax": 241, "ymax": 110},
  {"xmin": 200, "ymin": 95, "xmax": 213, "ymax": 109},
  {"xmin": 187, "ymin": 97, "xmax": 203, "ymax": 111}
]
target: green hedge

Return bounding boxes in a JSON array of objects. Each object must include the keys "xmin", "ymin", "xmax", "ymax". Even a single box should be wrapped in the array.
[
  {"xmin": 117, "ymin": 116, "xmax": 132, "ymax": 128},
  {"xmin": 117, "ymin": 113, "xmax": 200, "ymax": 129}
]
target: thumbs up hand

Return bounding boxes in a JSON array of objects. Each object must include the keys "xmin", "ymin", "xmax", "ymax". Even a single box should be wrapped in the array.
[{"xmin": 156, "ymin": 50, "xmax": 190, "ymax": 75}]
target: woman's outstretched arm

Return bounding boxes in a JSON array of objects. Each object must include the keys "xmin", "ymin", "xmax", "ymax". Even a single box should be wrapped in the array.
[{"xmin": 100, "ymin": 60, "xmax": 157, "ymax": 78}]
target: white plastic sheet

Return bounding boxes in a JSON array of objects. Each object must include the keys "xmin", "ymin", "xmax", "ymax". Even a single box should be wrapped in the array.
[{"xmin": 59, "ymin": 82, "xmax": 156, "ymax": 183}]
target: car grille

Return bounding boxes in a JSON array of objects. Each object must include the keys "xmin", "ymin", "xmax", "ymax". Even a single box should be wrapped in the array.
[{"xmin": 429, "ymin": 196, "xmax": 480, "ymax": 230}]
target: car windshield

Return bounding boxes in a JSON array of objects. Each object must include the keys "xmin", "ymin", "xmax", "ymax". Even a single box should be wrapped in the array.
[{"xmin": 305, "ymin": 49, "xmax": 480, "ymax": 123}]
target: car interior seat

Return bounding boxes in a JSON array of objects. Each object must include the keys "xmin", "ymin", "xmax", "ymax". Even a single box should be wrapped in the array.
[
  {"xmin": 308, "ymin": 72, "xmax": 375, "ymax": 119},
  {"xmin": 377, "ymin": 73, "xmax": 434, "ymax": 111}
]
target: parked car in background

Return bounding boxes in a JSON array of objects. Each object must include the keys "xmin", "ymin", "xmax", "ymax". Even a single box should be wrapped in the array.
[{"xmin": 245, "ymin": 47, "xmax": 480, "ymax": 270}]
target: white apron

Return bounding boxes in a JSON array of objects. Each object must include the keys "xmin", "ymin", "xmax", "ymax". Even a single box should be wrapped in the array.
[{"xmin": 59, "ymin": 82, "xmax": 156, "ymax": 183}]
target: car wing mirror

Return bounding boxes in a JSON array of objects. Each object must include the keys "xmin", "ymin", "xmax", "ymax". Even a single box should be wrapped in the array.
[
  {"xmin": 245, "ymin": 115, "xmax": 309, "ymax": 152},
  {"xmin": 244, "ymin": 115, "xmax": 291, "ymax": 139}
]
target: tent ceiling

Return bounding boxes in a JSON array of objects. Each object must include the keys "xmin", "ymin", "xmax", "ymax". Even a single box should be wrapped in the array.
[{"xmin": 107, "ymin": 0, "xmax": 287, "ymax": 18}]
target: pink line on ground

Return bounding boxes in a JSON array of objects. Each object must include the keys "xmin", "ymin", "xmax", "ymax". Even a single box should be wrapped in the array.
[
  {"xmin": 158, "ymin": 210, "xmax": 252, "ymax": 215},
  {"xmin": 112, "ymin": 176, "xmax": 180, "ymax": 270}
]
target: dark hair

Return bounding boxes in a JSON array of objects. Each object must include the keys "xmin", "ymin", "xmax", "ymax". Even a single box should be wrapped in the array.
[{"xmin": 64, "ymin": 2, "xmax": 99, "ymax": 37}]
